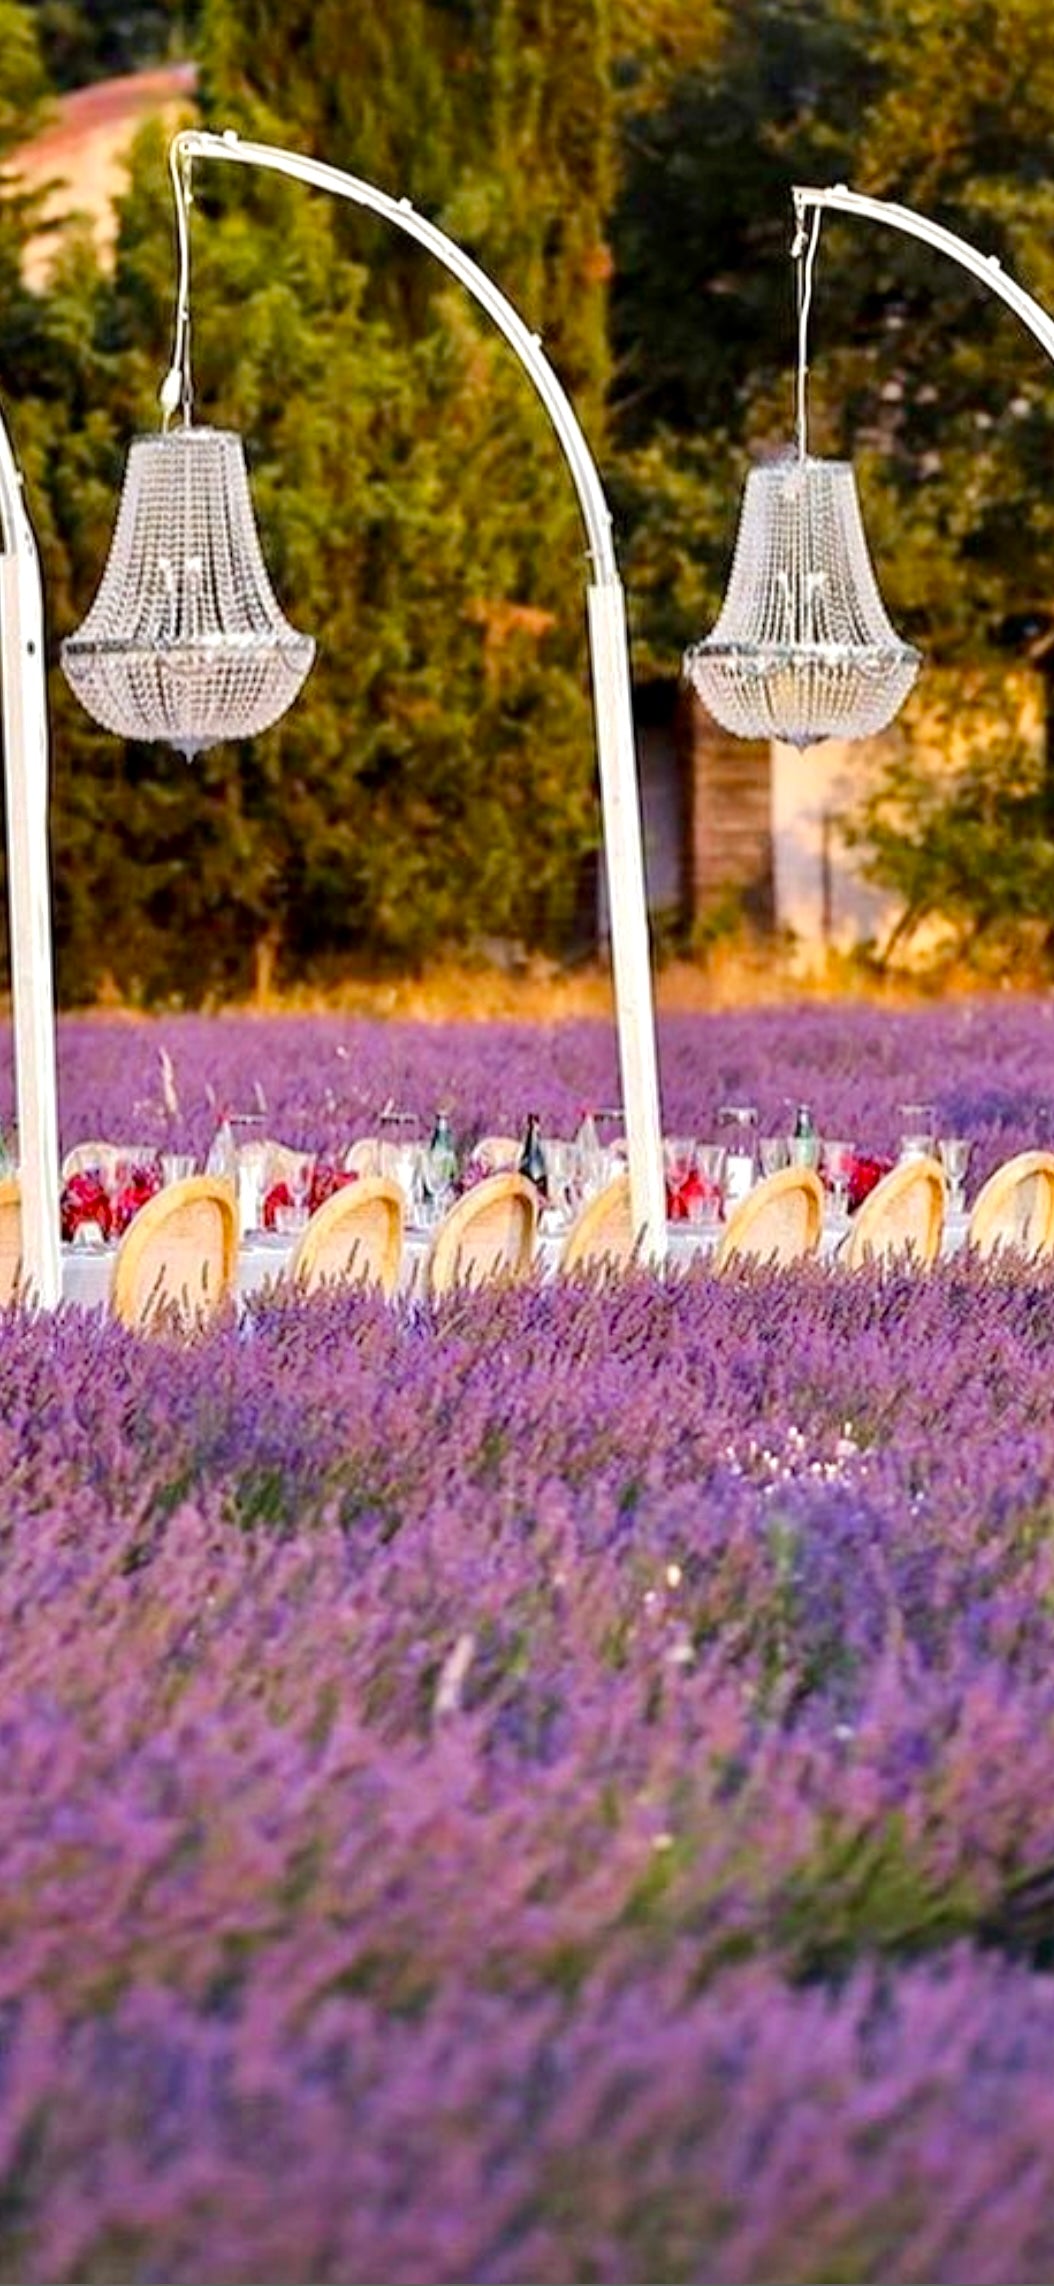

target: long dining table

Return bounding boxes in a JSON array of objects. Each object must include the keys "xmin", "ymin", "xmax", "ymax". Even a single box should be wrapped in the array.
[{"xmin": 59, "ymin": 1204, "xmax": 973, "ymax": 1313}]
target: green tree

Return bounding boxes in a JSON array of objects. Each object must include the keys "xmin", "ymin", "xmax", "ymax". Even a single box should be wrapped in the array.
[
  {"xmin": 609, "ymin": 0, "xmax": 1054, "ymax": 678},
  {"xmin": 845, "ymin": 683, "xmax": 1054, "ymax": 970},
  {"xmin": 25, "ymin": 1, "xmax": 197, "ymax": 89},
  {"xmin": 35, "ymin": 108, "xmax": 596, "ymax": 998},
  {"xmin": 198, "ymin": 0, "xmax": 615, "ymax": 422}
]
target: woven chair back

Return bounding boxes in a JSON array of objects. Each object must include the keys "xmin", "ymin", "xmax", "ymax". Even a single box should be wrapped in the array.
[
  {"xmin": 259, "ymin": 1140, "xmax": 313, "ymax": 1187},
  {"xmin": 841, "ymin": 1154, "xmax": 945, "ymax": 1271},
  {"xmin": 0, "ymin": 1179, "xmax": 20, "ymax": 1305},
  {"xmin": 343, "ymin": 1137, "xmax": 381, "ymax": 1177},
  {"xmin": 472, "ymin": 1135, "xmax": 522, "ymax": 1174},
  {"xmin": 61, "ymin": 1140, "xmax": 142, "ymax": 1183},
  {"xmin": 967, "ymin": 1149, "xmax": 1054, "ymax": 1262},
  {"xmin": 289, "ymin": 1177, "xmax": 404, "ymax": 1298},
  {"xmin": 110, "ymin": 1176, "xmax": 238, "ymax": 1332},
  {"xmin": 427, "ymin": 1173, "xmax": 538, "ymax": 1298},
  {"xmin": 714, "ymin": 1166, "xmax": 824, "ymax": 1272},
  {"xmin": 560, "ymin": 1173, "xmax": 637, "ymax": 1278}
]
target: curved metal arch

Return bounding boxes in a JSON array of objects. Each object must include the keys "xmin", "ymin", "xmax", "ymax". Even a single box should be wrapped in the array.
[
  {"xmin": 171, "ymin": 129, "xmax": 620, "ymax": 582},
  {"xmin": 792, "ymin": 183, "xmax": 1054, "ymax": 370},
  {"xmin": 166, "ymin": 128, "xmax": 667, "ymax": 1258}
]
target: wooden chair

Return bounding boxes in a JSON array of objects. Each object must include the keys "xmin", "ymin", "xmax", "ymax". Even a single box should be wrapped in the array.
[
  {"xmin": 262, "ymin": 1140, "xmax": 314, "ymax": 1186},
  {"xmin": 560, "ymin": 1172, "xmax": 637, "ymax": 1278},
  {"xmin": 110, "ymin": 1175, "xmax": 238, "ymax": 1333},
  {"xmin": 288, "ymin": 1177, "xmax": 404, "ymax": 1298},
  {"xmin": 967, "ymin": 1149, "xmax": 1054, "ymax": 1262},
  {"xmin": 61, "ymin": 1140, "xmax": 140, "ymax": 1182},
  {"xmin": 471, "ymin": 1134, "xmax": 521, "ymax": 1174},
  {"xmin": 0, "ymin": 1178, "xmax": 20, "ymax": 1305},
  {"xmin": 343, "ymin": 1137, "xmax": 380, "ymax": 1177},
  {"xmin": 841, "ymin": 1154, "xmax": 945, "ymax": 1272},
  {"xmin": 427, "ymin": 1172, "xmax": 538, "ymax": 1298},
  {"xmin": 713, "ymin": 1166, "xmax": 824, "ymax": 1273}
]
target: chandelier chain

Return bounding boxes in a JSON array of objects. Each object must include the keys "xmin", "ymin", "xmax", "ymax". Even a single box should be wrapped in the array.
[
  {"xmin": 794, "ymin": 204, "xmax": 822, "ymax": 461},
  {"xmin": 162, "ymin": 141, "xmax": 196, "ymax": 429}
]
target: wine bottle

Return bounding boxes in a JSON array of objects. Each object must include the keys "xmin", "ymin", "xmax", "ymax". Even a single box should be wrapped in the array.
[
  {"xmin": 791, "ymin": 1104, "xmax": 819, "ymax": 1170},
  {"xmin": 518, "ymin": 1112, "xmax": 548, "ymax": 1199},
  {"xmin": 428, "ymin": 1110, "xmax": 459, "ymax": 1193}
]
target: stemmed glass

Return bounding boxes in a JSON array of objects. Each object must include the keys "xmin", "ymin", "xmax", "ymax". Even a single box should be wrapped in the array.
[
  {"xmin": 420, "ymin": 1143, "xmax": 456, "ymax": 1227},
  {"xmin": 759, "ymin": 1135, "xmax": 790, "ymax": 1178},
  {"xmin": 388, "ymin": 1140, "xmax": 423, "ymax": 1221},
  {"xmin": 938, "ymin": 1136, "xmax": 972, "ymax": 1215},
  {"xmin": 160, "ymin": 1151, "xmax": 196, "ymax": 1186},
  {"xmin": 229, "ymin": 1113, "xmax": 269, "ymax": 1235},
  {"xmin": 259, "ymin": 1138, "xmax": 314, "ymax": 1237},
  {"xmin": 379, "ymin": 1108, "xmax": 421, "ymax": 1178},
  {"xmin": 544, "ymin": 1139, "xmax": 580, "ymax": 1227},
  {"xmin": 694, "ymin": 1142, "xmax": 727, "ymax": 1228},
  {"xmin": 898, "ymin": 1102, "xmax": 936, "ymax": 1159},
  {"xmin": 821, "ymin": 1138, "xmax": 856, "ymax": 1224},
  {"xmin": 663, "ymin": 1135, "xmax": 696, "ymax": 1220}
]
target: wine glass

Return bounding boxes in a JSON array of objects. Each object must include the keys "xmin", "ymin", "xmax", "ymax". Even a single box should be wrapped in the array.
[
  {"xmin": 388, "ymin": 1139, "xmax": 422, "ymax": 1218},
  {"xmin": 694, "ymin": 1142, "xmax": 727, "ymax": 1228},
  {"xmin": 379, "ymin": 1108, "xmax": 421, "ymax": 1182},
  {"xmin": 898, "ymin": 1102, "xmax": 936, "ymax": 1159},
  {"xmin": 821, "ymin": 1138, "xmax": 856, "ymax": 1224},
  {"xmin": 938, "ymin": 1136, "xmax": 972, "ymax": 1215},
  {"xmin": 663, "ymin": 1135, "xmax": 696, "ymax": 1220},
  {"xmin": 160, "ymin": 1151, "xmax": 196, "ymax": 1185},
  {"xmin": 544, "ymin": 1139, "xmax": 580, "ymax": 1227},
  {"xmin": 420, "ymin": 1143, "xmax": 456, "ymax": 1226},
  {"xmin": 759, "ymin": 1135, "xmax": 790, "ymax": 1178}
]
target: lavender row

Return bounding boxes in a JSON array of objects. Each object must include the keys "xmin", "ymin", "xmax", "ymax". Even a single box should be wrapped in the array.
[
  {"xmin": 5, "ymin": 1212, "xmax": 1054, "ymax": 2275},
  {"xmin": 25, "ymin": 996, "xmax": 1054, "ymax": 1183}
]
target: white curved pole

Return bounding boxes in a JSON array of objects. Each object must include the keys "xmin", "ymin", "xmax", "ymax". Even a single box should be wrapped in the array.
[
  {"xmin": 172, "ymin": 127, "xmax": 667, "ymax": 1260},
  {"xmin": 793, "ymin": 184, "xmax": 1054, "ymax": 369},
  {"xmin": 0, "ymin": 416, "xmax": 61, "ymax": 1305}
]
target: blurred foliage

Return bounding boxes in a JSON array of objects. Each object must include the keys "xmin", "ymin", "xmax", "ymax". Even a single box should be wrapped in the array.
[
  {"xmin": 23, "ymin": 0, "xmax": 198, "ymax": 88},
  {"xmin": 7, "ymin": 0, "xmax": 1054, "ymax": 995},
  {"xmin": 609, "ymin": 0, "xmax": 1054, "ymax": 670},
  {"xmin": 846, "ymin": 681, "xmax": 1054, "ymax": 968}
]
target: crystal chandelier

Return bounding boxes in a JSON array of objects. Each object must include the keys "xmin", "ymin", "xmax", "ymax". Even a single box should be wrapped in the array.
[
  {"xmin": 60, "ymin": 426, "xmax": 315, "ymax": 759},
  {"xmin": 684, "ymin": 206, "xmax": 921, "ymax": 749},
  {"xmin": 684, "ymin": 453, "xmax": 921, "ymax": 747}
]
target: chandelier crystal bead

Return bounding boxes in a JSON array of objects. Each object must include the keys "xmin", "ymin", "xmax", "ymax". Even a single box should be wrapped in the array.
[
  {"xmin": 683, "ymin": 454, "xmax": 920, "ymax": 748},
  {"xmin": 60, "ymin": 426, "xmax": 315, "ymax": 758}
]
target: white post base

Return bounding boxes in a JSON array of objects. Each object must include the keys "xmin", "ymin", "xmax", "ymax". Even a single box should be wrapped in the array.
[
  {"xmin": 587, "ymin": 578, "xmax": 667, "ymax": 1265},
  {"xmin": 0, "ymin": 548, "xmax": 62, "ymax": 1307}
]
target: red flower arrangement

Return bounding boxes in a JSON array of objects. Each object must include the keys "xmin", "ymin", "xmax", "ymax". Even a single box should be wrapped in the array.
[
  {"xmin": 666, "ymin": 1168, "xmax": 715, "ymax": 1223},
  {"xmin": 261, "ymin": 1163, "xmax": 357, "ymax": 1231},
  {"xmin": 111, "ymin": 1163, "xmax": 163, "ymax": 1236},
  {"xmin": 62, "ymin": 1162, "xmax": 165, "ymax": 1244},
  {"xmin": 262, "ymin": 1181, "xmax": 293, "ymax": 1232},
  {"xmin": 846, "ymin": 1151, "xmax": 894, "ymax": 1213},
  {"xmin": 60, "ymin": 1171, "xmax": 113, "ymax": 1243},
  {"xmin": 308, "ymin": 1161, "xmax": 357, "ymax": 1215}
]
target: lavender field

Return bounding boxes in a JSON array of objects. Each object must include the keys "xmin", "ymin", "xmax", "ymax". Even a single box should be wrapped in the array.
[{"xmin": 9, "ymin": 999, "xmax": 1054, "ymax": 2282}]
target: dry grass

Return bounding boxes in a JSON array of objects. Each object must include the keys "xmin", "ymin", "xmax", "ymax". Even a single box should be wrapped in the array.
[{"xmin": 92, "ymin": 940, "xmax": 1035, "ymax": 1026}]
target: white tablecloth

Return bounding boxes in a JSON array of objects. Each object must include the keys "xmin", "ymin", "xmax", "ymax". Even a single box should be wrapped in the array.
[{"xmin": 59, "ymin": 1208, "xmax": 971, "ymax": 1314}]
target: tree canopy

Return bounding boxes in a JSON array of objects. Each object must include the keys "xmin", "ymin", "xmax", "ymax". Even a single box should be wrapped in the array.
[{"xmin": 6, "ymin": 0, "xmax": 1054, "ymax": 996}]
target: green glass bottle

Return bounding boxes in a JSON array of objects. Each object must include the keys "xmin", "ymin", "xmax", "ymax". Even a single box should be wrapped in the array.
[
  {"xmin": 428, "ymin": 1111, "xmax": 459, "ymax": 1195},
  {"xmin": 791, "ymin": 1103, "xmax": 819, "ymax": 1170},
  {"xmin": 518, "ymin": 1112, "xmax": 549, "ymax": 1199}
]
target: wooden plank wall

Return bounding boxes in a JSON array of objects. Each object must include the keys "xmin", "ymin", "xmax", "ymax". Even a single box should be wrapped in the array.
[{"xmin": 681, "ymin": 687, "xmax": 774, "ymax": 930}]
